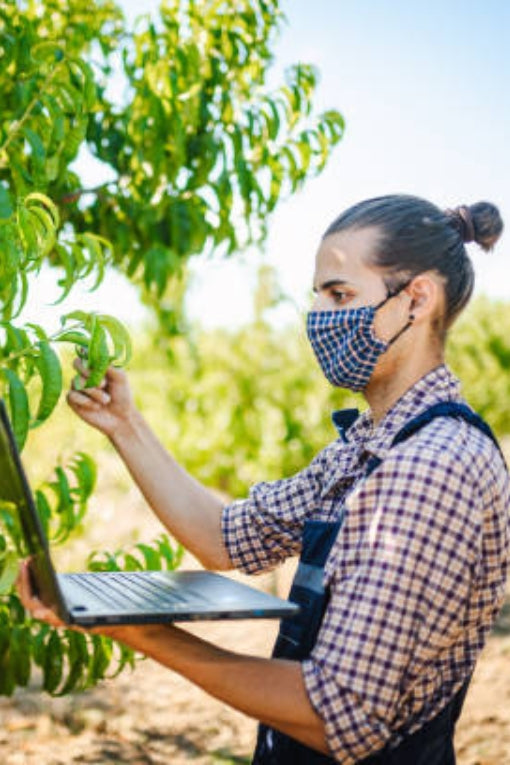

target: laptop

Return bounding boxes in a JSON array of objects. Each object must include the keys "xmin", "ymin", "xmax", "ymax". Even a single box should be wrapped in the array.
[{"xmin": 0, "ymin": 400, "xmax": 298, "ymax": 627}]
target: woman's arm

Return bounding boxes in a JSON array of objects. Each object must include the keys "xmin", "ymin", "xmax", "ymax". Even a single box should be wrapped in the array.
[
  {"xmin": 67, "ymin": 361, "xmax": 231, "ymax": 570},
  {"xmin": 108, "ymin": 622, "xmax": 329, "ymax": 753},
  {"xmin": 17, "ymin": 562, "xmax": 329, "ymax": 755}
]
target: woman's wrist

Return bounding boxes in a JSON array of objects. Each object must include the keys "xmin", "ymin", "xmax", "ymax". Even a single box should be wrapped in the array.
[{"xmin": 108, "ymin": 406, "xmax": 146, "ymax": 448}]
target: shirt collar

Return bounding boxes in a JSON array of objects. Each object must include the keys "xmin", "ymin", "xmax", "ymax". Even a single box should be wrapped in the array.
[
  {"xmin": 332, "ymin": 364, "xmax": 462, "ymax": 458},
  {"xmin": 331, "ymin": 408, "xmax": 361, "ymax": 442}
]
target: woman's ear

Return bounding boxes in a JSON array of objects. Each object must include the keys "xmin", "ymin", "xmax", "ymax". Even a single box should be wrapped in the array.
[{"xmin": 406, "ymin": 273, "xmax": 444, "ymax": 322}]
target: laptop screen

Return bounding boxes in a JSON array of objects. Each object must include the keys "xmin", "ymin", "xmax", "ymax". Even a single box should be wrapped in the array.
[{"xmin": 0, "ymin": 400, "xmax": 65, "ymax": 611}]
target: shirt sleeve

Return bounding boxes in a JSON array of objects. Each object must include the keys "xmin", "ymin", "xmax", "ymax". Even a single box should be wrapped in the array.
[
  {"xmin": 221, "ymin": 444, "xmax": 334, "ymax": 574},
  {"xmin": 302, "ymin": 437, "xmax": 488, "ymax": 763}
]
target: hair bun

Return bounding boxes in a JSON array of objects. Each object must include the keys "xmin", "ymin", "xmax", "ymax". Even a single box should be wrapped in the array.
[{"xmin": 446, "ymin": 202, "xmax": 504, "ymax": 251}]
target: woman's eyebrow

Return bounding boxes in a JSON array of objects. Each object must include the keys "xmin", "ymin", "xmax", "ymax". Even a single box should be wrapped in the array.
[{"xmin": 312, "ymin": 278, "xmax": 350, "ymax": 293}]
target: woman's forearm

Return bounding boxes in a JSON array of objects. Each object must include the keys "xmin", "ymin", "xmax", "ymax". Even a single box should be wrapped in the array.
[
  {"xmin": 110, "ymin": 409, "xmax": 232, "ymax": 570},
  {"xmin": 108, "ymin": 623, "xmax": 329, "ymax": 754}
]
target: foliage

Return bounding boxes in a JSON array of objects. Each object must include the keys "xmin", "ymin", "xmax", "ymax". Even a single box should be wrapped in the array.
[
  {"xmin": 0, "ymin": 0, "xmax": 344, "ymax": 696},
  {"xmin": 130, "ymin": 296, "xmax": 510, "ymax": 499},
  {"xmin": 447, "ymin": 298, "xmax": 510, "ymax": 436},
  {"xmin": 1, "ymin": 0, "xmax": 344, "ymax": 316},
  {"xmin": 4, "ymin": 294, "xmax": 506, "ymax": 694},
  {"xmin": 134, "ymin": 320, "xmax": 359, "ymax": 495}
]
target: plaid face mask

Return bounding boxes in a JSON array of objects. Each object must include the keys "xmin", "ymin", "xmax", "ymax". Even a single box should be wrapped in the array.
[{"xmin": 306, "ymin": 289, "xmax": 412, "ymax": 391}]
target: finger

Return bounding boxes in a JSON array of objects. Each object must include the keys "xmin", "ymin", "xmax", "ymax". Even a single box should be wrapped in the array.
[
  {"xmin": 105, "ymin": 365, "xmax": 127, "ymax": 383},
  {"xmin": 17, "ymin": 560, "xmax": 42, "ymax": 611},
  {"xmin": 72, "ymin": 362, "xmax": 110, "ymax": 393},
  {"xmin": 16, "ymin": 560, "xmax": 33, "ymax": 605},
  {"xmin": 16, "ymin": 562, "xmax": 65, "ymax": 628},
  {"xmin": 71, "ymin": 374, "xmax": 108, "ymax": 395},
  {"xmin": 73, "ymin": 358, "xmax": 91, "ymax": 377},
  {"xmin": 71, "ymin": 374, "xmax": 87, "ymax": 392},
  {"xmin": 76, "ymin": 385, "xmax": 111, "ymax": 405},
  {"xmin": 67, "ymin": 390, "xmax": 102, "ymax": 411}
]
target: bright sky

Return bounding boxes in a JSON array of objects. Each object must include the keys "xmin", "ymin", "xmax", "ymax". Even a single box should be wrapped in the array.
[
  {"xmin": 22, "ymin": 0, "xmax": 510, "ymax": 331},
  {"xmin": 191, "ymin": 0, "xmax": 510, "ymax": 327}
]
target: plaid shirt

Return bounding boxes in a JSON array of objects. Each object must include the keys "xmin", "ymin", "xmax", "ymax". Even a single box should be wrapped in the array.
[{"xmin": 222, "ymin": 365, "xmax": 510, "ymax": 763}]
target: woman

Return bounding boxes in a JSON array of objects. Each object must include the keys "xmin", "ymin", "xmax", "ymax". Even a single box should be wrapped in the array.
[{"xmin": 19, "ymin": 194, "xmax": 509, "ymax": 764}]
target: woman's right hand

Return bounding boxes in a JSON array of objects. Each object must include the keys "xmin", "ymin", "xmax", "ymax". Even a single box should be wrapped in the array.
[{"xmin": 66, "ymin": 357, "xmax": 137, "ymax": 440}]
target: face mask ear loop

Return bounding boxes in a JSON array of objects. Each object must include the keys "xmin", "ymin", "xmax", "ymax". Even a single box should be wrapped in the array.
[
  {"xmin": 374, "ymin": 278, "xmax": 413, "ymax": 312},
  {"xmin": 372, "ymin": 279, "xmax": 414, "ymax": 346},
  {"xmin": 386, "ymin": 317, "xmax": 414, "ymax": 347}
]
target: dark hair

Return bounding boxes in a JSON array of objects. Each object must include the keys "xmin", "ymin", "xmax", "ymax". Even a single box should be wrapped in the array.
[{"xmin": 324, "ymin": 194, "xmax": 504, "ymax": 328}]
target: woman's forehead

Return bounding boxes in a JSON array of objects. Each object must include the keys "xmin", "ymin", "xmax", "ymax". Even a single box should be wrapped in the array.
[{"xmin": 314, "ymin": 227, "xmax": 382, "ymax": 283}]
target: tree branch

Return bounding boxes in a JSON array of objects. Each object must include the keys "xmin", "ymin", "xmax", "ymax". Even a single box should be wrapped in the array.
[
  {"xmin": 0, "ymin": 63, "xmax": 64, "ymax": 156},
  {"xmin": 59, "ymin": 180, "xmax": 119, "ymax": 204}
]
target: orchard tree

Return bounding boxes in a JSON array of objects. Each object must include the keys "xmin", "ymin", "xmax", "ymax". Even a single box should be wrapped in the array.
[{"xmin": 0, "ymin": 0, "xmax": 344, "ymax": 695}]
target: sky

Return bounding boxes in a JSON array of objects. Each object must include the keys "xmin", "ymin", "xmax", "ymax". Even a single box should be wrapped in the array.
[{"xmin": 22, "ymin": 0, "xmax": 510, "ymax": 331}]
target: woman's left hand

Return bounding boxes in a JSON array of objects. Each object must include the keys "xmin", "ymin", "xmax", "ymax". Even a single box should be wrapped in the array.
[
  {"xmin": 16, "ymin": 559, "xmax": 67, "ymax": 629},
  {"xmin": 16, "ymin": 559, "xmax": 145, "ymax": 643}
]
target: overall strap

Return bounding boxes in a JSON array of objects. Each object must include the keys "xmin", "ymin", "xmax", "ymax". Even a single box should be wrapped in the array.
[
  {"xmin": 271, "ymin": 520, "xmax": 342, "ymax": 662},
  {"xmin": 366, "ymin": 401, "xmax": 501, "ymax": 477},
  {"xmin": 253, "ymin": 521, "xmax": 341, "ymax": 765},
  {"xmin": 391, "ymin": 401, "xmax": 500, "ymax": 451}
]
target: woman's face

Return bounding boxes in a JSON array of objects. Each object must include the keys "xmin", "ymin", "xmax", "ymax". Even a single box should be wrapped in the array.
[
  {"xmin": 312, "ymin": 226, "xmax": 387, "ymax": 311},
  {"xmin": 311, "ymin": 226, "xmax": 412, "ymax": 345}
]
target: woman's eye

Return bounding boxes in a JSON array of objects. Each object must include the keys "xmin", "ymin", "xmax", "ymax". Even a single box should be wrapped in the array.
[{"xmin": 331, "ymin": 291, "xmax": 347, "ymax": 303}]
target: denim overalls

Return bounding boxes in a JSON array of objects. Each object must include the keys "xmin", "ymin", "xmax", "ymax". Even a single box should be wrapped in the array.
[{"xmin": 253, "ymin": 402, "xmax": 501, "ymax": 765}]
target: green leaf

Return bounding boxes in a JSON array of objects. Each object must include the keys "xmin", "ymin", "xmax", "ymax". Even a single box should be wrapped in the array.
[
  {"xmin": 55, "ymin": 81, "xmax": 80, "ymax": 113},
  {"xmin": 53, "ymin": 244, "xmax": 76, "ymax": 303},
  {"xmin": 23, "ymin": 127, "xmax": 46, "ymax": 163},
  {"xmin": 0, "ymin": 628, "xmax": 15, "ymax": 696},
  {"xmin": 61, "ymin": 310, "xmax": 92, "ymax": 328},
  {"xmin": 122, "ymin": 553, "xmax": 143, "ymax": 571},
  {"xmin": 7, "ymin": 271, "xmax": 29, "ymax": 320},
  {"xmin": 0, "ymin": 501, "xmax": 22, "ymax": 554},
  {"xmin": 33, "ymin": 341, "xmax": 62, "ymax": 424},
  {"xmin": 0, "ymin": 551, "xmax": 19, "ymax": 595},
  {"xmin": 68, "ymin": 58, "xmax": 96, "ymax": 110},
  {"xmin": 157, "ymin": 535, "xmax": 184, "ymax": 570},
  {"xmin": 86, "ymin": 319, "xmax": 111, "ymax": 387},
  {"xmin": 25, "ymin": 322, "xmax": 48, "ymax": 342},
  {"xmin": 135, "ymin": 543, "xmax": 161, "ymax": 570},
  {"xmin": 43, "ymin": 630, "xmax": 63, "ymax": 693},
  {"xmin": 2, "ymin": 369, "xmax": 30, "ymax": 451},
  {"xmin": 77, "ymin": 233, "xmax": 108, "ymax": 290},
  {"xmin": 56, "ymin": 631, "xmax": 88, "ymax": 695},
  {"xmin": 53, "ymin": 330, "xmax": 89, "ymax": 348},
  {"xmin": 108, "ymin": 642, "xmax": 136, "ymax": 679},
  {"xmin": 25, "ymin": 193, "xmax": 60, "ymax": 230},
  {"xmin": 3, "ymin": 323, "xmax": 31, "ymax": 354},
  {"xmin": 35, "ymin": 490, "xmax": 52, "ymax": 538},
  {"xmin": 32, "ymin": 623, "xmax": 50, "ymax": 667},
  {"xmin": 17, "ymin": 205, "xmax": 38, "ymax": 260},
  {"xmin": 88, "ymin": 635, "xmax": 111, "ymax": 683},
  {"xmin": 11, "ymin": 625, "xmax": 31, "ymax": 687},
  {"xmin": 96, "ymin": 314, "xmax": 132, "ymax": 366},
  {"xmin": 0, "ymin": 187, "xmax": 13, "ymax": 220},
  {"xmin": 70, "ymin": 452, "xmax": 97, "ymax": 502},
  {"xmin": 52, "ymin": 466, "xmax": 73, "ymax": 517}
]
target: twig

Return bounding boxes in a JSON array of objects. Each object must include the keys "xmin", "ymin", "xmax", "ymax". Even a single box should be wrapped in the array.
[
  {"xmin": 0, "ymin": 63, "xmax": 64, "ymax": 155},
  {"xmin": 60, "ymin": 180, "xmax": 119, "ymax": 204}
]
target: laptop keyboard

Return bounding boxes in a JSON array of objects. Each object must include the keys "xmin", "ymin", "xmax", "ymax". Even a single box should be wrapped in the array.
[{"xmin": 66, "ymin": 572, "xmax": 189, "ymax": 611}]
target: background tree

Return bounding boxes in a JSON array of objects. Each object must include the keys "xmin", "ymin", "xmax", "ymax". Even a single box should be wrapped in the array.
[{"xmin": 0, "ymin": 0, "xmax": 344, "ymax": 695}]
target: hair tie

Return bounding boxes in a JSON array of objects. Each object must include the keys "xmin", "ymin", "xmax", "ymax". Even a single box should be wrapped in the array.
[
  {"xmin": 446, "ymin": 206, "xmax": 475, "ymax": 244},
  {"xmin": 457, "ymin": 206, "xmax": 475, "ymax": 243}
]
